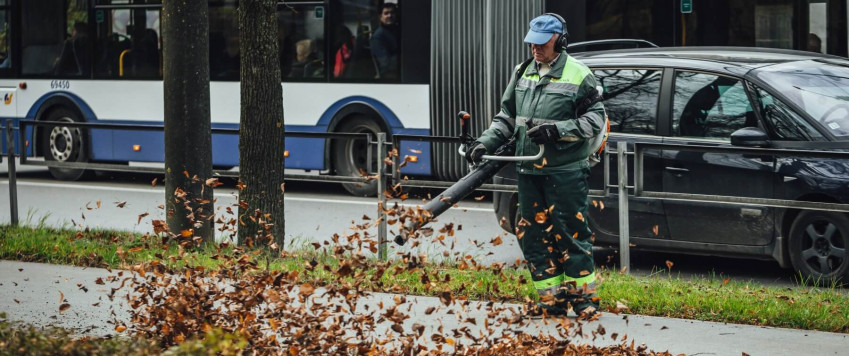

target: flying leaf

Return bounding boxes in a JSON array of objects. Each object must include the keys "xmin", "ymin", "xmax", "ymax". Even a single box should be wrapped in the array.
[
  {"xmin": 59, "ymin": 291, "xmax": 65, "ymax": 303},
  {"xmin": 59, "ymin": 303, "xmax": 70, "ymax": 313},
  {"xmin": 575, "ymin": 212, "xmax": 585, "ymax": 222},
  {"xmin": 492, "ymin": 236, "xmax": 503, "ymax": 246},
  {"xmin": 137, "ymin": 212, "xmax": 149, "ymax": 224},
  {"xmin": 665, "ymin": 260, "xmax": 674, "ymax": 270},
  {"xmin": 115, "ymin": 325, "xmax": 127, "ymax": 333},
  {"xmin": 474, "ymin": 195, "xmax": 485, "ymax": 201},
  {"xmin": 115, "ymin": 201, "xmax": 127, "ymax": 208},
  {"xmin": 652, "ymin": 225, "xmax": 659, "ymax": 236},
  {"xmin": 534, "ymin": 212, "xmax": 547, "ymax": 224},
  {"xmin": 151, "ymin": 178, "xmax": 158, "ymax": 187},
  {"xmin": 599, "ymin": 201, "xmax": 605, "ymax": 210}
]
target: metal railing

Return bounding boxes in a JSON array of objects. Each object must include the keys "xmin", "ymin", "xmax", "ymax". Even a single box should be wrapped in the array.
[{"xmin": 5, "ymin": 119, "xmax": 849, "ymax": 273}]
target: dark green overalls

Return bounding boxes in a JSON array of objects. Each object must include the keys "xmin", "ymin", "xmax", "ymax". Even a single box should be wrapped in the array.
[{"xmin": 477, "ymin": 52, "xmax": 605, "ymax": 313}]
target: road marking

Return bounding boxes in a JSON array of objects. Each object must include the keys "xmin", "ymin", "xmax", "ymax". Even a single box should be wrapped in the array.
[{"xmin": 1, "ymin": 181, "xmax": 494, "ymax": 212}]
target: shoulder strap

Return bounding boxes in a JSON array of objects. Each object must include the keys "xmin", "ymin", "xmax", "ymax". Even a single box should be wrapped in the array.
[{"xmin": 515, "ymin": 57, "xmax": 534, "ymax": 82}]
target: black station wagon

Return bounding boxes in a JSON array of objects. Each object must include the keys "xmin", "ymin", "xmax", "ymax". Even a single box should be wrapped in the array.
[{"xmin": 493, "ymin": 47, "xmax": 849, "ymax": 284}]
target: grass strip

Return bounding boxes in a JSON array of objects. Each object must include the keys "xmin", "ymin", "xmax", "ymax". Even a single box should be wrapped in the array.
[{"xmin": 1, "ymin": 224, "xmax": 847, "ymax": 333}]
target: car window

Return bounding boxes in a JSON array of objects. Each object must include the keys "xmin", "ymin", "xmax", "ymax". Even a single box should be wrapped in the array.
[
  {"xmin": 753, "ymin": 85, "xmax": 826, "ymax": 141},
  {"xmin": 594, "ymin": 69, "xmax": 660, "ymax": 135},
  {"xmin": 672, "ymin": 71, "xmax": 757, "ymax": 140}
]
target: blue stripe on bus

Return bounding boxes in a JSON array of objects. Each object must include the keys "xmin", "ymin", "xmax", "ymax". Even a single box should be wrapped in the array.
[
  {"xmin": 317, "ymin": 96, "xmax": 404, "ymax": 129},
  {"xmin": 26, "ymin": 91, "xmax": 98, "ymax": 122}
]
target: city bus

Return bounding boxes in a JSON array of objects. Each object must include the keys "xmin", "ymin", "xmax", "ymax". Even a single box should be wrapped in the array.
[
  {"xmin": 0, "ymin": 0, "xmax": 549, "ymax": 196},
  {"xmin": 4, "ymin": 0, "xmax": 837, "ymax": 195}
]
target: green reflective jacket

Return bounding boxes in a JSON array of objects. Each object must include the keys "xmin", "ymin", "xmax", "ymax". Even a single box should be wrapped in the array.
[{"xmin": 477, "ymin": 52, "xmax": 606, "ymax": 174}]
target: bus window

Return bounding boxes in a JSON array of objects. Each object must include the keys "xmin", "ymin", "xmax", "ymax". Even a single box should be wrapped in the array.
[
  {"xmin": 209, "ymin": 1, "xmax": 239, "ymax": 81},
  {"xmin": 0, "ymin": 0, "xmax": 11, "ymax": 71},
  {"xmin": 22, "ymin": 0, "xmax": 90, "ymax": 77},
  {"xmin": 94, "ymin": 4, "xmax": 161, "ymax": 79},
  {"xmin": 279, "ymin": 4, "xmax": 326, "ymax": 81},
  {"xmin": 330, "ymin": 0, "xmax": 400, "ymax": 82}
]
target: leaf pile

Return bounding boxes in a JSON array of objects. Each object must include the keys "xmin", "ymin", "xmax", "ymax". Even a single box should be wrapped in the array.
[{"xmin": 98, "ymin": 179, "xmax": 673, "ymax": 355}]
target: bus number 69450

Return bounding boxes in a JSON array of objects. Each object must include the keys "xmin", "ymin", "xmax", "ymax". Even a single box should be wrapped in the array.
[{"xmin": 50, "ymin": 80, "xmax": 70, "ymax": 90}]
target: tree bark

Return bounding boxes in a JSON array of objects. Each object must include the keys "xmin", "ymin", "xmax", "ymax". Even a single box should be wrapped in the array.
[
  {"xmin": 162, "ymin": 0, "xmax": 214, "ymax": 244},
  {"xmin": 237, "ymin": 0, "xmax": 286, "ymax": 248}
]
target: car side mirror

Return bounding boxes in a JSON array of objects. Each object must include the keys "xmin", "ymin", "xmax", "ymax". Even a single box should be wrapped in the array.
[{"xmin": 731, "ymin": 127, "xmax": 770, "ymax": 148}]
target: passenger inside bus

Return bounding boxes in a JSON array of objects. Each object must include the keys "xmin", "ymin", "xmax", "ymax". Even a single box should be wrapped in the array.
[
  {"xmin": 54, "ymin": 22, "xmax": 91, "ymax": 76},
  {"xmin": 289, "ymin": 39, "xmax": 323, "ymax": 78},
  {"xmin": 370, "ymin": 2, "xmax": 400, "ymax": 80},
  {"xmin": 130, "ymin": 28, "xmax": 160, "ymax": 77},
  {"xmin": 0, "ymin": 27, "xmax": 9, "ymax": 68},
  {"xmin": 333, "ymin": 25, "xmax": 354, "ymax": 78}
]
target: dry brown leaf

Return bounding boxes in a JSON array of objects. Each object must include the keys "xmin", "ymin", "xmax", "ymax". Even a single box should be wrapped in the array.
[
  {"xmin": 534, "ymin": 212, "xmax": 547, "ymax": 224},
  {"xmin": 492, "ymin": 236, "xmax": 503, "ymax": 246}
]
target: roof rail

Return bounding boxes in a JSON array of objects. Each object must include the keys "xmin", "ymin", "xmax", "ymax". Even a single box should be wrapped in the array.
[{"xmin": 566, "ymin": 39, "xmax": 659, "ymax": 53}]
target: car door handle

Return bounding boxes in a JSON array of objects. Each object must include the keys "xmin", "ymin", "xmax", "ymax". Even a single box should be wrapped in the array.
[{"xmin": 664, "ymin": 167, "xmax": 690, "ymax": 173}]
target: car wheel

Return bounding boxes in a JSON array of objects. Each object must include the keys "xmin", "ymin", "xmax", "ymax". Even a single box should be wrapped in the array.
[
  {"xmin": 332, "ymin": 116, "xmax": 382, "ymax": 197},
  {"xmin": 40, "ymin": 107, "xmax": 92, "ymax": 181},
  {"xmin": 788, "ymin": 210, "xmax": 849, "ymax": 285}
]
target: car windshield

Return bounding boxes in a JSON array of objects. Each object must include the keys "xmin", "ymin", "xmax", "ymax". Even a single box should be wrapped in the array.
[{"xmin": 756, "ymin": 60, "xmax": 849, "ymax": 139}]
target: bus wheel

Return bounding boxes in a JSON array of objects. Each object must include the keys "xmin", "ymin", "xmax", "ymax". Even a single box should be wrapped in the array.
[
  {"xmin": 333, "ymin": 116, "xmax": 382, "ymax": 197},
  {"xmin": 41, "ymin": 107, "xmax": 92, "ymax": 181},
  {"xmin": 788, "ymin": 210, "xmax": 849, "ymax": 285}
]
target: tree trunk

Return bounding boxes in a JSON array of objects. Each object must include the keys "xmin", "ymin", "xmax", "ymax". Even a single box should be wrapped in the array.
[
  {"xmin": 237, "ymin": 0, "xmax": 286, "ymax": 249},
  {"xmin": 162, "ymin": 0, "xmax": 214, "ymax": 244}
]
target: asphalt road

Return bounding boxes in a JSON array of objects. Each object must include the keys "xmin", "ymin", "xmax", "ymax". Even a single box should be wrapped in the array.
[{"xmin": 0, "ymin": 161, "xmax": 815, "ymax": 287}]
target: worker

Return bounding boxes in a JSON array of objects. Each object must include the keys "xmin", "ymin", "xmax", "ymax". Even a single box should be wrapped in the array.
[{"xmin": 465, "ymin": 13, "xmax": 606, "ymax": 318}]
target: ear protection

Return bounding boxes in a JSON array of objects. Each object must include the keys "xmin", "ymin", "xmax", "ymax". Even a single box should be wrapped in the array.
[{"xmin": 543, "ymin": 13, "xmax": 569, "ymax": 52}]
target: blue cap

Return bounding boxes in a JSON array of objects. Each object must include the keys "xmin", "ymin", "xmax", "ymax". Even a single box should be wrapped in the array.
[{"xmin": 524, "ymin": 15, "xmax": 563, "ymax": 45}]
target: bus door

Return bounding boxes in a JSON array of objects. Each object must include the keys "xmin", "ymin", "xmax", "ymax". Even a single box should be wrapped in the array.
[{"xmin": 0, "ymin": 86, "xmax": 16, "ymax": 154}]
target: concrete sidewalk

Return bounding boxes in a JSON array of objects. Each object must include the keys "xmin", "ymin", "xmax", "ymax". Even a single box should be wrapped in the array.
[{"xmin": 1, "ymin": 260, "xmax": 846, "ymax": 355}]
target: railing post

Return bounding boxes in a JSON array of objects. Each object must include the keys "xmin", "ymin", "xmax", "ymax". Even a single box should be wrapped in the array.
[
  {"xmin": 376, "ymin": 132, "xmax": 388, "ymax": 261},
  {"xmin": 634, "ymin": 143, "xmax": 644, "ymax": 197},
  {"xmin": 617, "ymin": 141, "xmax": 629, "ymax": 274},
  {"xmin": 603, "ymin": 143, "xmax": 611, "ymax": 197},
  {"xmin": 6, "ymin": 119, "xmax": 18, "ymax": 226}
]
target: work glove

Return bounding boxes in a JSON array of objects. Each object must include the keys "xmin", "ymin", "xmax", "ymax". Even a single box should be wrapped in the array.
[
  {"xmin": 465, "ymin": 141, "xmax": 487, "ymax": 165},
  {"xmin": 527, "ymin": 123, "xmax": 560, "ymax": 145}
]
